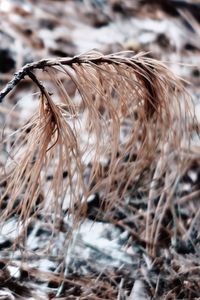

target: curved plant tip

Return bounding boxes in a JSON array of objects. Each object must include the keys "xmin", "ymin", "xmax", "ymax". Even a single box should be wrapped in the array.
[{"xmin": 0, "ymin": 50, "xmax": 196, "ymax": 241}]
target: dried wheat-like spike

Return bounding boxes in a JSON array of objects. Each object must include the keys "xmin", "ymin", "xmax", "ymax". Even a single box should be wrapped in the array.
[{"xmin": 0, "ymin": 51, "xmax": 194, "ymax": 237}]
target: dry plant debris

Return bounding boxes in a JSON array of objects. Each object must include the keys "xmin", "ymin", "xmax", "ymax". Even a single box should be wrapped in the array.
[
  {"xmin": 0, "ymin": 1, "xmax": 200, "ymax": 299},
  {"xmin": 0, "ymin": 51, "xmax": 194, "ymax": 234}
]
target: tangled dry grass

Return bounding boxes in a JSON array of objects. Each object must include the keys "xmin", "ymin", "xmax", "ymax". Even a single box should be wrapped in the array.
[{"xmin": 0, "ymin": 51, "xmax": 195, "ymax": 249}]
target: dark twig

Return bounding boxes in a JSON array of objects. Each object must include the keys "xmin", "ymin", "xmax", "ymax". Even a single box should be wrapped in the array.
[
  {"xmin": 0, "ymin": 68, "xmax": 28, "ymax": 103},
  {"xmin": 0, "ymin": 51, "xmax": 160, "ymax": 103},
  {"xmin": 0, "ymin": 61, "xmax": 49, "ymax": 102}
]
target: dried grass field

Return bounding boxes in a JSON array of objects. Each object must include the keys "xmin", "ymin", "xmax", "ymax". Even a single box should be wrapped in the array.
[{"xmin": 0, "ymin": 1, "xmax": 200, "ymax": 299}]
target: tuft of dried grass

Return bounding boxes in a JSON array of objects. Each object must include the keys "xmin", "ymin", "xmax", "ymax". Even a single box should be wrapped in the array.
[{"xmin": 0, "ymin": 51, "xmax": 195, "ymax": 247}]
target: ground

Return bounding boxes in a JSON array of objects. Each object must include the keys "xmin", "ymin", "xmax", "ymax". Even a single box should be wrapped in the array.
[{"xmin": 0, "ymin": 1, "xmax": 200, "ymax": 299}]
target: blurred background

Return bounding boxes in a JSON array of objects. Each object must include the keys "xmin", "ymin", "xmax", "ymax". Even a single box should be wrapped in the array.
[{"xmin": 0, "ymin": 1, "xmax": 200, "ymax": 299}]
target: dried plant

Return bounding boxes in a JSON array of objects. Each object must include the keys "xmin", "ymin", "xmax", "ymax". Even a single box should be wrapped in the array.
[{"xmin": 0, "ymin": 51, "xmax": 195, "ymax": 249}]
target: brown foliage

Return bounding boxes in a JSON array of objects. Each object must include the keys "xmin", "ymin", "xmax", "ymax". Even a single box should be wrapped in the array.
[{"xmin": 0, "ymin": 51, "xmax": 195, "ymax": 244}]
